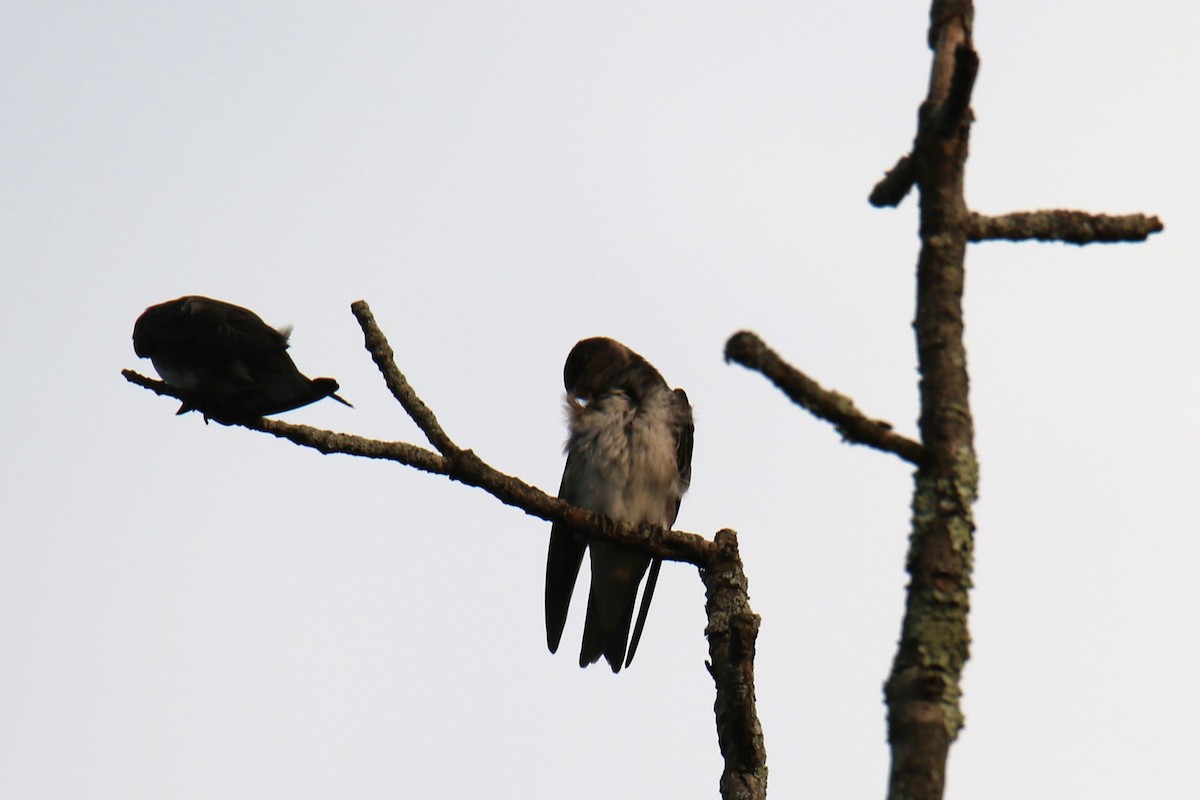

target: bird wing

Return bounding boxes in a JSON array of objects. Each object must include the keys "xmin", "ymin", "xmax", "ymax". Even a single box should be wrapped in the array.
[
  {"xmin": 134, "ymin": 297, "xmax": 289, "ymax": 366},
  {"xmin": 580, "ymin": 540, "xmax": 650, "ymax": 672},
  {"xmin": 193, "ymin": 298, "xmax": 292, "ymax": 364},
  {"xmin": 624, "ymin": 388, "xmax": 693, "ymax": 668},
  {"xmin": 545, "ymin": 453, "xmax": 588, "ymax": 654},
  {"xmin": 622, "ymin": 557, "xmax": 660, "ymax": 669}
]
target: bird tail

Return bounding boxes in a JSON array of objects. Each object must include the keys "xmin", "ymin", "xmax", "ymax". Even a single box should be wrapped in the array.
[{"xmin": 579, "ymin": 542, "xmax": 650, "ymax": 673}]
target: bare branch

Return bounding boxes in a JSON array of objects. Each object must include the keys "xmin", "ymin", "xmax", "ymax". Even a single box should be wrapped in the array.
[
  {"xmin": 122, "ymin": 369, "xmax": 451, "ymax": 471},
  {"xmin": 252, "ymin": 418, "xmax": 451, "ymax": 473},
  {"xmin": 882, "ymin": 5, "xmax": 978, "ymax": 799},
  {"xmin": 871, "ymin": 43, "xmax": 977, "ymax": 207},
  {"xmin": 874, "ymin": 7, "xmax": 1162, "ymax": 799},
  {"xmin": 870, "ymin": 153, "xmax": 916, "ymax": 208},
  {"xmin": 126, "ymin": 302, "xmax": 765, "ymax": 800},
  {"xmin": 349, "ymin": 300, "xmax": 461, "ymax": 455},
  {"xmin": 122, "ymin": 369, "xmax": 712, "ymax": 566},
  {"xmin": 724, "ymin": 331, "xmax": 925, "ymax": 466},
  {"xmin": 122, "ymin": 367, "xmax": 187, "ymax": 403},
  {"xmin": 704, "ymin": 530, "xmax": 768, "ymax": 800},
  {"xmin": 968, "ymin": 210, "xmax": 1164, "ymax": 245}
]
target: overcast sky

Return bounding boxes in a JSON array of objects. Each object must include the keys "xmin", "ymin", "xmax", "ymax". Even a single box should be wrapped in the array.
[{"xmin": 2, "ymin": 3, "xmax": 1197, "ymax": 799}]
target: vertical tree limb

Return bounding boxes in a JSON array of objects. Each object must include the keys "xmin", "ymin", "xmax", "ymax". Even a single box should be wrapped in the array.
[
  {"xmin": 703, "ymin": 530, "xmax": 768, "ymax": 800},
  {"xmin": 884, "ymin": 5, "xmax": 978, "ymax": 800}
]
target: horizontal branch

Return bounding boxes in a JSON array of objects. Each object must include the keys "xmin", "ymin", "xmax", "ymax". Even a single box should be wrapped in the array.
[
  {"xmin": 123, "ymin": 367, "xmax": 713, "ymax": 566},
  {"xmin": 122, "ymin": 368, "xmax": 452, "ymax": 470},
  {"xmin": 968, "ymin": 210, "xmax": 1164, "ymax": 245},
  {"xmin": 724, "ymin": 331, "xmax": 925, "ymax": 466},
  {"xmin": 123, "ymin": 303, "xmax": 721, "ymax": 565}
]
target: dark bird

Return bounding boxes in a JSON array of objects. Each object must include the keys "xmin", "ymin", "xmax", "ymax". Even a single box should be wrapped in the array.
[
  {"xmin": 132, "ymin": 295, "xmax": 351, "ymax": 422},
  {"xmin": 545, "ymin": 337, "xmax": 693, "ymax": 672}
]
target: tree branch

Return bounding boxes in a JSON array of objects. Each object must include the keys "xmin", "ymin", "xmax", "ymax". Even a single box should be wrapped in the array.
[
  {"xmin": 869, "ymin": 39, "xmax": 977, "ymax": 207},
  {"xmin": 869, "ymin": 153, "xmax": 916, "ymax": 208},
  {"xmin": 933, "ymin": 43, "xmax": 979, "ymax": 135},
  {"xmin": 348, "ymin": 300, "xmax": 461, "ymax": 455},
  {"xmin": 968, "ymin": 210, "xmax": 1164, "ymax": 244},
  {"xmin": 122, "ymin": 368, "xmax": 452, "ymax": 472},
  {"xmin": 126, "ymin": 300, "xmax": 765, "ymax": 800},
  {"xmin": 883, "ymin": 6, "xmax": 978, "ymax": 800},
  {"xmin": 121, "ymin": 367, "xmax": 712, "ymax": 566},
  {"xmin": 704, "ymin": 530, "xmax": 768, "ymax": 800},
  {"xmin": 724, "ymin": 331, "xmax": 925, "ymax": 466},
  {"xmin": 869, "ymin": 7, "xmax": 1163, "ymax": 799}
]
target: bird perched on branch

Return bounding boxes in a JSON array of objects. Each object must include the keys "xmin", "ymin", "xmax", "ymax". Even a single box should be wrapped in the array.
[
  {"xmin": 545, "ymin": 337, "xmax": 693, "ymax": 672},
  {"xmin": 132, "ymin": 295, "xmax": 350, "ymax": 422}
]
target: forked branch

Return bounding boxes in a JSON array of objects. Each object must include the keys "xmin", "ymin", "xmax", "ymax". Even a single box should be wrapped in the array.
[{"xmin": 125, "ymin": 300, "xmax": 765, "ymax": 800}]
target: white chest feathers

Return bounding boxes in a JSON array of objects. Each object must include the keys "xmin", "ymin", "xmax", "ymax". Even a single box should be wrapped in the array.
[{"xmin": 561, "ymin": 388, "xmax": 686, "ymax": 528}]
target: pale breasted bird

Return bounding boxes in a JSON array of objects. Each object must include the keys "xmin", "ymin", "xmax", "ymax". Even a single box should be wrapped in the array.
[
  {"xmin": 545, "ymin": 337, "xmax": 694, "ymax": 672},
  {"xmin": 132, "ymin": 295, "xmax": 351, "ymax": 422}
]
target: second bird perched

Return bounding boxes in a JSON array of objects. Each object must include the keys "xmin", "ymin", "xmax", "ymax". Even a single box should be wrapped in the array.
[
  {"xmin": 545, "ymin": 337, "xmax": 694, "ymax": 673},
  {"xmin": 132, "ymin": 295, "xmax": 351, "ymax": 422}
]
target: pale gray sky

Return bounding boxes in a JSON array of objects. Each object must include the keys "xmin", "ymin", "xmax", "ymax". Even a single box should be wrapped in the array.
[{"xmin": 2, "ymin": 3, "xmax": 1197, "ymax": 799}]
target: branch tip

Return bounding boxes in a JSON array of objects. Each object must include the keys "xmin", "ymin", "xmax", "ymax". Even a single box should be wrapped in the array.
[
  {"xmin": 349, "ymin": 300, "xmax": 460, "ymax": 455},
  {"xmin": 870, "ymin": 153, "xmax": 916, "ymax": 208}
]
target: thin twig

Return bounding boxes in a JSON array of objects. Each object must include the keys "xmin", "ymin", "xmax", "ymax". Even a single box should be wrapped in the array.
[
  {"xmin": 724, "ymin": 331, "xmax": 925, "ymax": 466},
  {"xmin": 349, "ymin": 300, "xmax": 461, "ymax": 455}
]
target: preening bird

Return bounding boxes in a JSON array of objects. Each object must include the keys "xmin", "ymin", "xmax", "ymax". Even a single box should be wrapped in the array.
[
  {"xmin": 545, "ymin": 337, "xmax": 693, "ymax": 672},
  {"xmin": 132, "ymin": 295, "xmax": 351, "ymax": 422}
]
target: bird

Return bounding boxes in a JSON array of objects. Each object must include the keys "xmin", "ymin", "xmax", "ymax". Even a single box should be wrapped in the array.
[
  {"xmin": 132, "ymin": 295, "xmax": 351, "ymax": 422},
  {"xmin": 545, "ymin": 337, "xmax": 693, "ymax": 673}
]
